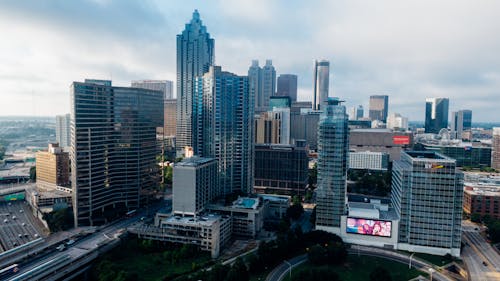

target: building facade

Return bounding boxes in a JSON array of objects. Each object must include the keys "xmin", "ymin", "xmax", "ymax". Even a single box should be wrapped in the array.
[
  {"xmin": 451, "ymin": 110, "xmax": 472, "ymax": 140},
  {"xmin": 55, "ymin": 114, "xmax": 71, "ymax": 149},
  {"xmin": 425, "ymin": 97, "xmax": 449, "ymax": 134},
  {"xmin": 290, "ymin": 110, "xmax": 321, "ymax": 150},
  {"xmin": 349, "ymin": 151, "xmax": 389, "ymax": 171},
  {"xmin": 386, "ymin": 113, "xmax": 408, "ymax": 131},
  {"xmin": 249, "ymin": 60, "xmax": 276, "ymax": 113},
  {"xmin": 349, "ymin": 129, "xmax": 413, "ymax": 162},
  {"xmin": 315, "ymin": 98, "xmax": 349, "ymax": 233},
  {"xmin": 254, "ymin": 108, "xmax": 290, "ymax": 145},
  {"xmin": 176, "ymin": 10, "xmax": 214, "ymax": 155},
  {"xmin": 164, "ymin": 99, "xmax": 177, "ymax": 137},
  {"xmin": 70, "ymin": 79, "xmax": 163, "ymax": 226},
  {"xmin": 131, "ymin": 80, "xmax": 174, "ymax": 100},
  {"xmin": 420, "ymin": 143, "xmax": 491, "ymax": 168},
  {"xmin": 492, "ymin": 127, "xmax": 500, "ymax": 170},
  {"xmin": 276, "ymin": 74, "xmax": 297, "ymax": 101},
  {"xmin": 36, "ymin": 143, "xmax": 70, "ymax": 190},
  {"xmin": 392, "ymin": 151, "xmax": 463, "ymax": 256},
  {"xmin": 369, "ymin": 95, "xmax": 389, "ymax": 123},
  {"xmin": 312, "ymin": 60, "xmax": 330, "ymax": 111}
]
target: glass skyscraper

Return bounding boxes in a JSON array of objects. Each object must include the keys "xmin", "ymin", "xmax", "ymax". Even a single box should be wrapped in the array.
[
  {"xmin": 196, "ymin": 66, "xmax": 254, "ymax": 196},
  {"xmin": 315, "ymin": 98, "xmax": 349, "ymax": 231},
  {"xmin": 276, "ymin": 74, "xmax": 298, "ymax": 102},
  {"xmin": 248, "ymin": 60, "xmax": 276, "ymax": 113},
  {"xmin": 425, "ymin": 97, "xmax": 449, "ymax": 134},
  {"xmin": 70, "ymin": 80, "xmax": 163, "ymax": 226},
  {"xmin": 176, "ymin": 10, "xmax": 214, "ymax": 155},
  {"xmin": 55, "ymin": 113, "xmax": 71, "ymax": 149},
  {"xmin": 451, "ymin": 109, "xmax": 472, "ymax": 139},
  {"xmin": 312, "ymin": 60, "xmax": 330, "ymax": 110}
]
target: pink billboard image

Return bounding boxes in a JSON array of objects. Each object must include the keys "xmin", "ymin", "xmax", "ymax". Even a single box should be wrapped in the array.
[{"xmin": 346, "ymin": 217, "xmax": 392, "ymax": 237}]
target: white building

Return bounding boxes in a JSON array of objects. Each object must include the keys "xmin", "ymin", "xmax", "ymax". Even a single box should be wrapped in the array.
[
  {"xmin": 55, "ymin": 114, "xmax": 70, "ymax": 149},
  {"xmin": 349, "ymin": 151, "xmax": 389, "ymax": 171},
  {"xmin": 387, "ymin": 113, "xmax": 408, "ymax": 131}
]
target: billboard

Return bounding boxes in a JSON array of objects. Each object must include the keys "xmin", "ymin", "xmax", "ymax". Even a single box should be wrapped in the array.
[
  {"xmin": 346, "ymin": 217, "xmax": 392, "ymax": 237},
  {"xmin": 393, "ymin": 135, "xmax": 410, "ymax": 145}
]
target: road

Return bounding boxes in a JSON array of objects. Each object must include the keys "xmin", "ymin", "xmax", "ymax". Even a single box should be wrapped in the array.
[{"xmin": 461, "ymin": 220, "xmax": 500, "ymax": 281}]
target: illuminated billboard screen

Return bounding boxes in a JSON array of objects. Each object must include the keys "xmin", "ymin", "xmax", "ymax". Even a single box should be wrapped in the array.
[
  {"xmin": 393, "ymin": 135, "xmax": 410, "ymax": 145},
  {"xmin": 346, "ymin": 217, "xmax": 392, "ymax": 237}
]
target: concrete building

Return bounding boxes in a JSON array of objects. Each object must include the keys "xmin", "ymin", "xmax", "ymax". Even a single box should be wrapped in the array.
[
  {"xmin": 315, "ymin": 98, "xmax": 349, "ymax": 234},
  {"xmin": 26, "ymin": 186, "xmax": 72, "ymax": 213},
  {"xmin": 451, "ymin": 110, "xmax": 472, "ymax": 140},
  {"xmin": 369, "ymin": 95, "xmax": 389, "ymax": 123},
  {"xmin": 254, "ymin": 108, "xmax": 290, "ymax": 145},
  {"xmin": 291, "ymin": 101, "xmax": 312, "ymax": 114},
  {"xmin": 492, "ymin": 128, "xmax": 500, "ymax": 170},
  {"xmin": 35, "ymin": 143, "xmax": 69, "ymax": 190},
  {"xmin": 71, "ymin": 79, "xmax": 163, "ymax": 226},
  {"xmin": 163, "ymin": 99, "xmax": 177, "ymax": 137},
  {"xmin": 312, "ymin": 60, "xmax": 330, "ymax": 110},
  {"xmin": 392, "ymin": 151, "xmax": 463, "ymax": 257},
  {"xmin": 269, "ymin": 96, "xmax": 291, "ymax": 110},
  {"xmin": 349, "ymin": 129, "xmax": 413, "ymax": 162},
  {"xmin": 249, "ymin": 60, "xmax": 276, "ymax": 113},
  {"xmin": 55, "ymin": 114, "xmax": 71, "ymax": 149},
  {"xmin": 349, "ymin": 151, "xmax": 389, "ymax": 171},
  {"xmin": 131, "ymin": 80, "xmax": 173, "ymax": 100},
  {"xmin": 172, "ymin": 157, "xmax": 218, "ymax": 216},
  {"xmin": 276, "ymin": 74, "xmax": 297, "ymax": 101},
  {"xmin": 348, "ymin": 105, "xmax": 364, "ymax": 121},
  {"xmin": 254, "ymin": 143, "xmax": 309, "ymax": 195},
  {"xmin": 258, "ymin": 194, "xmax": 290, "ymax": 223},
  {"xmin": 425, "ymin": 98, "xmax": 449, "ymax": 134},
  {"xmin": 176, "ymin": 10, "xmax": 214, "ymax": 155},
  {"xmin": 386, "ymin": 113, "xmax": 408, "ymax": 131},
  {"xmin": 290, "ymin": 110, "xmax": 321, "ymax": 150}
]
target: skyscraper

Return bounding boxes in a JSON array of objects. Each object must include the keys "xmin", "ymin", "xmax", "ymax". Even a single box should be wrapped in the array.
[
  {"xmin": 70, "ymin": 79, "xmax": 163, "ymax": 226},
  {"xmin": 196, "ymin": 66, "xmax": 254, "ymax": 195},
  {"xmin": 387, "ymin": 113, "xmax": 409, "ymax": 131},
  {"xmin": 425, "ymin": 98, "xmax": 449, "ymax": 134},
  {"xmin": 164, "ymin": 99, "xmax": 177, "ymax": 137},
  {"xmin": 315, "ymin": 98, "xmax": 349, "ymax": 233},
  {"xmin": 492, "ymin": 128, "xmax": 500, "ymax": 170},
  {"xmin": 276, "ymin": 74, "xmax": 298, "ymax": 101},
  {"xmin": 176, "ymin": 10, "xmax": 215, "ymax": 155},
  {"xmin": 131, "ymin": 80, "xmax": 174, "ymax": 100},
  {"xmin": 450, "ymin": 110, "xmax": 472, "ymax": 140},
  {"xmin": 249, "ymin": 60, "xmax": 276, "ymax": 113},
  {"xmin": 312, "ymin": 60, "xmax": 330, "ymax": 110},
  {"xmin": 36, "ymin": 143, "xmax": 69, "ymax": 190},
  {"xmin": 369, "ymin": 95, "xmax": 389, "ymax": 122},
  {"xmin": 392, "ymin": 151, "xmax": 463, "ymax": 256},
  {"xmin": 356, "ymin": 105, "xmax": 364, "ymax": 120},
  {"xmin": 55, "ymin": 113, "xmax": 70, "ymax": 149}
]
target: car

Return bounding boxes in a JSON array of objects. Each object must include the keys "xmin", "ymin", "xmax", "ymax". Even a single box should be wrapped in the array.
[
  {"xmin": 483, "ymin": 261, "xmax": 488, "ymax": 266},
  {"xmin": 21, "ymin": 223, "xmax": 26, "ymax": 226},
  {"xmin": 474, "ymin": 227, "xmax": 479, "ymax": 231},
  {"xmin": 18, "ymin": 234, "xmax": 22, "ymax": 238},
  {"xmin": 56, "ymin": 244, "xmax": 65, "ymax": 251},
  {"xmin": 34, "ymin": 234, "xmax": 39, "ymax": 238},
  {"xmin": 3, "ymin": 219, "xmax": 7, "ymax": 223},
  {"xmin": 12, "ymin": 216, "xmax": 16, "ymax": 220},
  {"xmin": 19, "ymin": 210, "xmax": 23, "ymax": 213},
  {"xmin": 66, "ymin": 239, "xmax": 75, "ymax": 246}
]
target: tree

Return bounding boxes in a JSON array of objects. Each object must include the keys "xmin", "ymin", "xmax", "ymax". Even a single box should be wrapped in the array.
[
  {"xmin": 224, "ymin": 258, "xmax": 248, "ymax": 281},
  {"xmin": 164, "ymin": 166, "xmax": 173, "ymax": 184},
  {"xmin": 30, "ymin": 166, "xmax": 36, "ymax": 181},
  {"xmin": 308, "ymin": 244, "xmax": 327, "ymax": 265},
  {"xmin": 486, "ymin": 219, "xmax": 500, "ymax": 243},
  {"xmin": 286, "ymin": 203, "xmax": 304, "ymax": 220},
  {"xmin": 369, "ymin": 266, "xmax": 392, "ymax": 281},
  {"xmin": 308, "ymin": 163, "xmax": 317, "ymax": 187},
  {"xmin": 471, "ymin": 213, "xmax": 481, "ymax": 223},
  {"xmin": 326, "ymin": 241, "xmax": 347, "ymax": 265},
  {"xmin": 43, "ymin": 208, "xmax": 73, "ymax": 232}
]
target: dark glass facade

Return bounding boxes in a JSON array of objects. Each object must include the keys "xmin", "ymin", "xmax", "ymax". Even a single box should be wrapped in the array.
[{"xmin": 425, "ymin": 98, "xmax": 449, "ymax": 134}]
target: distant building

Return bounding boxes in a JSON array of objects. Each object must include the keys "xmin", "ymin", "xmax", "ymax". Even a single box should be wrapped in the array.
[
  {"xmin": 463, "ymin": 183, "xmax": 500, "ymax": 220},
  {"xmin": 392, "ymin": 151, "xmax": 462, "ymax": 257},
  {"xmin": 291, "ymin": 101, "xmax": 312, "ymax": 114},
  {"xmin": 386, "ymin": 113, "xmax": 408, "ymax": 131},
  {"xmin": 312, "ymin": 60, "xmax": 330, "ymax": 110},
  {"xmin": 425, "ymin": 98, "xmax": 449, "ymax": 134},
  {"xmin": 164, "ymin": 99, "xmax": 177, "ymax": 137},
  {"xmin": 255, "ymin": 108, "xmax": 290, "ymax": 145},
  {"xmin": 451, "ymin": 110, "xmax": 472, "ymax": 140},
  {"xmin": 131, "ymin": 80, "xmax": 174, "ymax": 100},
  {"xmin": 369, "ymin": 95, "xmax": 389, "ymax": 123},
  {"xmin": 349, "ymin": 151, "xmax": 389, "ymax": 171},
  {"xmin": 71, "ymin": 79, "xmax": 163, "ymax": 226},
  {"xmin": 172, "ymin": 157, "xmax": 218, "ymax": 216},
  {"xmin": 269, "ymin": 96, "xmax": 291, "ymax": 110},
  {"xmin": 419, "ymin": 142, "xmax": 491, "ymax": 168},
  {"xmin": 349, "ymin": 129, "xmax": 413, "ymax": 161},
  {"xmin": 290, "ymin": 110, "xmax": 320, "ymax": 150},
  {"xmin": 35, "ymin": 143, "xmax": 69, "ymax": 190},
  {"xmin": 315, "ymin": 98, "xmax": 349, "ymax": 234},
  {"xmin": 492, "ymin": 128, "xmax": 500, "ymax": 170},
  {"xmin": 276, "ymin": 74, "xmax": 297, "ymax": 101},
  {"xmin": 254, "ymin": 143, "xmax": 309, "ymax": 195},
  {"xmin": 249, "ymin": 60, "xmax": 276, "ymax": 113},
  {"xmin": 356, "ymin": 105, "xmax": 364, "ymax": 120},
  {"xmin": 55, "ymin": 114, "xmax": 70, "ymax": 149}
]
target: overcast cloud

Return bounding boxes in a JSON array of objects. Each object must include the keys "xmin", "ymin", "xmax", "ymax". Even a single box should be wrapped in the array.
[{"xmin": 0, "ymin": 0, "xmax": 499, "ymax": 121}]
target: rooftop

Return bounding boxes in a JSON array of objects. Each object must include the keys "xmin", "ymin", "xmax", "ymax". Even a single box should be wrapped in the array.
[
  {"xmin": 405, "ymin": 151, "xmax": 455, "ymax": 162},
  {"xmin": 164, "ymin": 213, "xmax": 225, "ymax": 227},
  {"xmin": 232, "ymin": 197, "xmax": 259, "ymax": 210},
  {"xmin": 176, "ymin": 156, "xmax": 216, "ymax": 167}
]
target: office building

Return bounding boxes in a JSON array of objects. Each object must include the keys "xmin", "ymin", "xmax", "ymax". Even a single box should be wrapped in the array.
[
  {"xmin": 55, "ymin": 114, "xmax": 71, "ymax": 149},
  {"xmin": 349, "ymin": 151, "xmax": 389, "ymax": 171},
  {"xmin": 315, "ymin": 98, "xmax": 349, "ymax": 233},
  {"xmin": 35, "ymin": 143, "xmax": 69, "ymax": 190},
  {"xmin": 493, "ymin": 128, "xmax": 500, "ymax": 170},
  {"xmin": 463, "ymin": 184, "xmax": 500, "ymax": 220},
  {"xmin": 196, "ymin": 66, "xmax": 254, "ymax": 195},
  {"xmin": 387, "ymin": 113, "xmax": 408, "ymax": 131},
  {"xmin": 392, "ymin": 151, "xmax": 463, "ymax": 257},
  {"xmin": 254, "ymin": 108, "xmax": 290, "ymax": 145},
  {"xmin": 312, "ymin": 60, "xmax": 330, "ymax": 110},
  {"xmin": 419, "ymin": 142, "xmax": 491, "ymax": 168},
  {"xmin": 369, "ymin": 95, "xmax": 389, "ymax": 123},
  {"xmin": 349, "ymin": 105, "xmax": 364, "ymax": 120},
  {"xmin": 349, "ymin": 129, "xmax": 413, "ymax": 161},
  {"xmin": 164, "ymin": 99, "xmax": 177, "ymax": 137},
  {"xmin": 254, "ymin": 143, "xmax": 309, "ymax": 195},
  {"xmin": 132, "ymin": 80, "xmax": 173, "ymax": 100},
  {"xmin": 290, "ymin": 110, "xmax": 320, "ymax": 150},
  {"xmin": 172, "ymin": 157, "xmax": 217, "ymax": 216},
  {"xmin": 269, "ymin": 96, "xmax": 291, "ymax": 110},
  {"xmin": 71, "ymin": 79, "xmax": 163, "ymax": 226},
  {"xmin": 176, "ymin": 10, "xmax": 215, "ymax": 155},
  {"xmin": 451, "ymin": 110, "xmax": 472, "ymax": 140},
  {"xmin": 291, "ymin": 101, "xmax": 312, "ymax": 114},
  {"xmin": 425, "ymin": 98, "xmax": 449, "ymax": 134},
  {"xmin": 249, "ymin": 60, "xmax": 276, "ymax": 113},
  {"xmin": 276, "ymin": 74, "xmax": 298, "ymax": 101}
]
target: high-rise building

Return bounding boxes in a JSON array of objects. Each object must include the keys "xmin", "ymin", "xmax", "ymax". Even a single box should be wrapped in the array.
[
  {"xmin": 492, "ymin": 128, "xmax": 500, "ymax": 170},
  {"xmin": 356, "ymin": 105, "xmax": 364, "ymax": 120},
  {"xmin": 425, "ymin": 98, "xmax": 449, "ymax": 134},
  {"xmin": 348, "ymin": 105, "xmax": 365, "ymax": 121},
  {"xmin": 254, "ymin": 108, "xmax": 290, "ymax": 145},
  {"xmin": 312, "ymin": 60, "xmax": 330, "ymax": 110},
  {"xmin": 131, "ymin": 80, "xmax": 174, "ymax": 100},
  {"xmin": 269, "ymin": 96, "xmax": 291, "ymax": 110},
  {"xmin": 55, "ymin": 114, "xmax": 71, "ymax": 149},
  {"xmin": 196, "ymin": 66, "xmax": 254, "ymax": 195},
  {"xmin": 290, "ymin": 110, "xmax": 321, "ymax": 150},
  {"xmin": 249, "ymin": 60, "xmax": 276, "ymax": 113},
  {"xmin": 451, "ymin": 110, "xmax": 472, "ymax": 140},
  {"xmin": 392, "ymin": 151, "xmax": 463, "ymax": 256},
  {"xmin": 36, "ymin": 143, "xmax": 69, "ymax": 190},
  {"xmin": 369, "ymin": 95, "xmax": 389, "ymax": 123},
  {"xmin": 164, "ymin": 99, "xmax": 177, "ymax": 137},
  {"xmin": 315, "ymin": 98, "xmax": 349, "ymax": 233},
  {"xmin": 176, "ymin": 10, "xmax": 215, "ymax": 155},
  {"xmin": 387, "ymin": 113, "xmax": 408, "ymax": 131},
  {"xmin": 71, "ymin": 79, "xmax": 163, "ymax": 226},
  {"xmin": 276, "ymin": 74, "xmax": 298, "ymax": 101},
  {"xmin": 172, "ymin": 157, "xmax": 218, "ymax": 216}
]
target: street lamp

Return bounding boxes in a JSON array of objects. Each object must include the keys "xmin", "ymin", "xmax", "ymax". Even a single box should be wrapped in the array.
[
  {"xmin": 409, "ymin": 252, "xmax": 416, "ymax": 269},
  {"xmin": 284, "ymin": 260, "xmax": 292, "ymax": 280},
  {"xmin": 428, "ymin": 268, "xmax": 435, "ymax": 281}
]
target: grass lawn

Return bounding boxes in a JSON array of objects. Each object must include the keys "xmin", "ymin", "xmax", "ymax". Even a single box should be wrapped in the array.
[
  {"xmin": 283, "ymin": 254, "xmax": 424, "ymax": 281},
  {"xmin": 412, "ymin": 252, "xmax": 454, "ymax": 267}
]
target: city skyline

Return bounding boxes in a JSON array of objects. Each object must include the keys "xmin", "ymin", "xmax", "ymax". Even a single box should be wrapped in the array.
[{"xmin": 1, "ymin": 0, "xmax": 500, "ymax": 122}]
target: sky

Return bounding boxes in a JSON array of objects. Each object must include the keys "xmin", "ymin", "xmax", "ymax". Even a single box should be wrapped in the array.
[{"xmin": 0, "ymin": 0, "xmax": 499, "ymax": 122}]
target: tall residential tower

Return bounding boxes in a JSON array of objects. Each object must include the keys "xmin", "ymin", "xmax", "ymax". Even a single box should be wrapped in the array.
[{"xmin": 312, "ymin": 60, "xmax": 330, "ymax": 110}]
